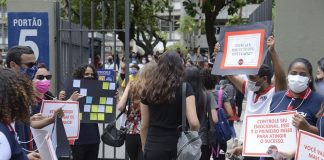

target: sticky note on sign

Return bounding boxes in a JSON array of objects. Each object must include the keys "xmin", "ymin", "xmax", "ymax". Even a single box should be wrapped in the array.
[
  {"xmin": 90, "ymin": 113, "xmax": 97, "ymax": 120},
  {"xmin": 84, "ymin": 105, "xmax": 91, "ymax": 112},
  {"xmin": 79, "ymin": 113, "xmax": 82, "ymax": 120},
  {"xmin": 99, "ymin": 97, "xmax": 106, "ymax": 104},
  {"xmin": 106, "ymin": 106, "xmax": 113, "ymax": 113},
  {"xmin": 106, "ymin": 97, "xmax": 113, "ymax": 105},
  {"xmin": 73, "ymin": 80, "xmax": 81, "ymax": 88},
  {"xmin": 92, "ymin": 105, "xmax": 98, "ymax": 112},
  {"xmin": 86, "ymin": 96, "xmax": 93, "ymax": 104},
  {"xmin": 102, "ymin": 82, "xmax": 109, "ymax": 90},
  {"xmin": 98, "ymin": 113, "xmax": 105, "ymax": 121},
  {"xmin": 98, "ymin": 105, "xmax": 105, "ymax": 113},
  {"xmin": 109, "ymin": 83, "xmax": 116, "ymax": 90}
]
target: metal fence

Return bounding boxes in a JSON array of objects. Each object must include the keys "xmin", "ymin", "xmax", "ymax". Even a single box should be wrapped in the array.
[{"xmin": 56, "ymin": 0, "xmax": 130, "ymax": 159}]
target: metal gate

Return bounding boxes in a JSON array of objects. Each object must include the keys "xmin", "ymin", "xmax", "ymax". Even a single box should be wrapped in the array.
[{"xmin": 56, "ymin": 0, "xmax": 130, "ymax": 159}]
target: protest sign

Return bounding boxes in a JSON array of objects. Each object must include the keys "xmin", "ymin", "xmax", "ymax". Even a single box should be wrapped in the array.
[
  {"xmin": 30, "ymin": 128, "xmax": 58, "ymax": 160},
  {"xmin": 295, "ymin": 130, "xmax": 324, "ymax": 160},
  {"xmin": 97, "ymin": 69, "xmax": 115, "ymax": 82},
  {"xmin": 66, "ymin": 79, "xmax": 117, "ymax": 123},
  {"xmin": 243, "ymin": 111, "xmax": 297, "ymax": 157},
  {"xmin": 212, "ymin": 21, "xmax": 272, "ymax": 76},
  {"xmin": 40, "ymin": 100, "xmax": 80, "ymax": 139}
]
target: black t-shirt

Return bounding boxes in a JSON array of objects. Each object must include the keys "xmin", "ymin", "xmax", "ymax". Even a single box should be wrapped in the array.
[{"xmin": 141, "ymin": 83, "xmax": 194, "ymax": 151}]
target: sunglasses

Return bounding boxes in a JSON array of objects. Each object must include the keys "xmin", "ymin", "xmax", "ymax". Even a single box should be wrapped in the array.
[
  {"xmin": 21, "ymin": 62, "xmax": 37, "ymax": 68},
  {"xmin": 36, "ymin": 75, "xmax": 52, "ymax": 80}
]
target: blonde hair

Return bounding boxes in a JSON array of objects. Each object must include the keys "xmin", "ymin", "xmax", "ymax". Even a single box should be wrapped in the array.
[{"xmin": 130, "ymin": 61, "xmax": 157, "ymax": 100}]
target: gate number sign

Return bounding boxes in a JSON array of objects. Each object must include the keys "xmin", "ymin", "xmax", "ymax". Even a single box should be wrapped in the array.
[{"xmin": 8, "ymin": 12, "xmax": 49, "ymax": 67}]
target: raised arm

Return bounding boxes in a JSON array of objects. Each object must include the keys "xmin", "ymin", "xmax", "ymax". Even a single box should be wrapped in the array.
[
  {"xmin": 117, "ymin": 83, "xmax": 131, "ymax": 112},
  {"xmin": 267, "ymin": 36, "xmax": 287, "ymax": 91},
  {"xmin": 227, "ymin": 75, "xmax": 245, "ymax": 94}
]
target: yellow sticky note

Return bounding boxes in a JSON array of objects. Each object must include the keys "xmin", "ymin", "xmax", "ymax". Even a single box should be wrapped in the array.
[
  {"xmin": 79, "ymin": 113, "xmax": 82, "ymax": 120},
  {"xmin": 98, "ymin": 113, "xmax": 105, "ymax": 121},
  {"xmin": 105, "ymin": 106, "xmax": 113, "ymax": 113},
  {"xmin": 102, "ymin": 82, "xmax": 109, "ymax": 90},
  {"xmin": 99, "ymin": 97, "xmax": 106, "ymax": 104},
  {"xmin": 90, "ymin": 113, "xmax": 97, "ymax": 120},
  {"xmin": 92, "ymin": 105, "xmax": 98, "ymax": 112}
]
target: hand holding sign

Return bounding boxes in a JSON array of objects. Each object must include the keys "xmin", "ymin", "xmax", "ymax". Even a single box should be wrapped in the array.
[{"xmin": 267, "ymin": 36, "xmax": 275, "ymax": 53}]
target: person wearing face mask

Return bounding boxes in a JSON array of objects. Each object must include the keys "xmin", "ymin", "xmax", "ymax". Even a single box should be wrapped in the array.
[
  {"xmin": 269, "ymin": 58, "xmax": 323, "ymax": 133},
  {"xmin": 104, "ymin": 55, "xmax": 115, "ymax": 70},
  {"xmin": 225, "ymin": 36, "xmax": 287, "ymax": 160},
  {"xmin": 29, "ymin": 64, "xmax": 64, "ymax": 130},
  {"xmin": 121, "ymin": 64, "xmax": 140, "ymax": 90},
  {"xmin": 67, "ymin": 64, "xmax": 101, "ymax": 160},
  {"xmin": 147, "ymin": 54, "xmax": 153, "ymax": 62}
]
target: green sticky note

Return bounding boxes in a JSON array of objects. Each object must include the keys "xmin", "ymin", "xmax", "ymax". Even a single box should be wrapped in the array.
[
  {"xmin": 99, "ymin": 97, "xmax": 106, "ymax": 104},
  {"xmin": 105, "ymin": 106, "xmax": 113, "ymax": 113},
  {"xmin": 98, "ymin": 113, "xmax": 105, "ymax": 121},
  {"xmin": 102, "ymin": 82, "xmax": 109, "ymax": 90},
  {"xmin": 92, "ymin": 105, "xmax": 98, "ymax": 112},
  {"xmin": 79, "ymin": 113, "xmax": 82, "ymax": 120},
  {"xmin": 90, "ymin": 113, "xmax": 97, "ymax": 120}
]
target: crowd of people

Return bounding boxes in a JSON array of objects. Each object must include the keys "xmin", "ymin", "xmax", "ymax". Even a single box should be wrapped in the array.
[{"xmin": 0, "ymin": 35, "xmax": 323, "ymax": 160}]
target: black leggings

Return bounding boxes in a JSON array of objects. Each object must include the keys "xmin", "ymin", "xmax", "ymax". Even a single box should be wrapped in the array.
[
  {"xmin": 144, "ymin": 149, "xmax": 176, "ymax": 160},
  {"xmin": 71, "ymin": 143, "xmax": 99, "ymax": 160},
  {"xmin": 125, "ymin": 134, "xmax": 143, "ymax": 160}
]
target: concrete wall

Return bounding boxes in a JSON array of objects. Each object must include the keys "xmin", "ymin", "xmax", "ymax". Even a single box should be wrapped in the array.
[{"xmin": 275, "ymin": 0, "xmax": 324, "ymax": 74}]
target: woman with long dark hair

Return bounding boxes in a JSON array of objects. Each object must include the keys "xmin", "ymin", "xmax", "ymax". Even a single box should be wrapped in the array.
[{"xmin": 140, "ymin": 52, "xmax": 200, "ymax": 160}]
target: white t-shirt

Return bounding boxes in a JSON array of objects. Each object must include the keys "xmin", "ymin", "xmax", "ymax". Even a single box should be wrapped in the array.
[
  {"xmin": 239, "ymin": 82, "xmax": 275, "ymax": 141},
  {"xmin": 0, "ymin": 123, "xmax": 15, "ymax": 159}
]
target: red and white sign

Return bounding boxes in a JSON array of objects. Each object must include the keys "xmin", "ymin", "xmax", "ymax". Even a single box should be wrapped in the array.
[
  {"xmin": 243, "ymin": 111, "xmax": 297, "ymax": 157},
  {"xmin": 40, "ymin": 100, "xmax": 80, "ymax": 139},
  {"xmin": 221, "ymin": 29, "xmax": 265, "ymax": 69},
  {"xmin": 295, "ymin": 130, "xmax": 324, "ymax": 160}
]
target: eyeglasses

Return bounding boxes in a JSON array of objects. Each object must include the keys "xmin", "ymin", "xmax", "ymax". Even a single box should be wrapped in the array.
[
  {"xmin": 36, "ymin": 75, "xmax": 52, "ymax": 80},
  {"xmin": 21, "ymin": 62, "xmax": 37, "ymax": 68}
]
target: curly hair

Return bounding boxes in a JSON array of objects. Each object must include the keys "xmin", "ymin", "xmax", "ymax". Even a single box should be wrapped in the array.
[
  {"xmin": 141, "ymin": 51, "xmax": 184, "ymax": 104},
  {"xmin": 130, "ymin": 61, "xmax": 157, "ymax": 100},
  {"xmin": 0, "ymin": 68, "xmax": 35, "ymax": 124},
  {"xmin": 72, "ymin": 64, "xmax": 98, "ymax": 80}
]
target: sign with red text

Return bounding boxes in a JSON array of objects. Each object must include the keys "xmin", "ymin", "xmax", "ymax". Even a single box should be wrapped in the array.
[
  {"xmin": 295, "ymin": 130, "xmax": 324, "ymax": 160},
  {"xmin": 212, "ymin": 21, "xmax": 272, "ymax": 76},
  {"xmin": 243, "ymin": 111, "xmax": 297, "ymax": 157},
  {"xmin": 40, "ymin": 100, "xmax": 80, "ymax": 139}
]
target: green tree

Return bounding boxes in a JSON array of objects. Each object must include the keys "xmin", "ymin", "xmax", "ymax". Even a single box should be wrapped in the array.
[
  {"xmin": 183, "ymin": 0, "xmax": 264, "ymax": 55},
  {"xmin": 176, "ymin": 15, "xmax": 197, "ymax": 48},
  {"xmin": 60, "ymin": 0, "xmax": 171, "ymax": 55}
]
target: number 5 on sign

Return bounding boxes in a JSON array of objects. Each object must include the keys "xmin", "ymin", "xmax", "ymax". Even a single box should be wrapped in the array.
[{"xmin": 19, "ymin": 29, "xmax": 39, "ymax": 60}]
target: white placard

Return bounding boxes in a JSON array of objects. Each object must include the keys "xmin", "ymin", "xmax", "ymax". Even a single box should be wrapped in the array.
[
  {"xmin": 40, "ymin": 100, "xmax": 80, "ymax": 139},
  {"xmin": 30, "ymin": 128, "xmax": 58, "ymax": 160},
  {"xmin": 243, "ymin": 111, "xmax": 297, "ymax": 157},
  {"xmin": 224, "ymin": 33, "xmax": 261, "ymax": 67},
  {"xmin": 295, "ymin": 130, "xmax": 324, "ymax": 160}
]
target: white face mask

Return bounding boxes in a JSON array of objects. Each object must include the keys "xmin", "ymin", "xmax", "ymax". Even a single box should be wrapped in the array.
[
  {"xmin": 287, "ymin": 75, "xmax": 309, "ymax": 93},
  {"xmin": 148, "ymin": 57, "xmax": 153, "ymax": 61},
  {"xmin": 247, "ymin": 80, "xmax": 261, "ymax": 92}
]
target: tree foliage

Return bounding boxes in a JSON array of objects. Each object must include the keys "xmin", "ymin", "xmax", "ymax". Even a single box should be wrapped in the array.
[
  {"xmin": 182, "ymin": 0, "xmax": 264, "ymax": 54},
  {"xmin": 60, "ymin": 0, "xmax": 172, "ymax": 55}
]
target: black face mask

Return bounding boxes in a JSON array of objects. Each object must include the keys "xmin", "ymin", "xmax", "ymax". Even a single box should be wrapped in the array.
[
  {"xmin": 84, "ymin": 76, "xmax": 95, "ymax": 80},
  {"xmin": 120, "ymin": 73, "xmax": 125, "ymax": 80},
  {"xmin": 108, "ymin": 59, "xmax": 113, "ymax": 63}
]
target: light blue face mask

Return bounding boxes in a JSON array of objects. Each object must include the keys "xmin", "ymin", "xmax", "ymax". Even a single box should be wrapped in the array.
[
  {"xmin": 130, "ymin": 68, "xmax": 138, "ymax": 75},
  {"xmin": 20, "ymin": 66, "xmax": 38, "ymax": 80}
]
